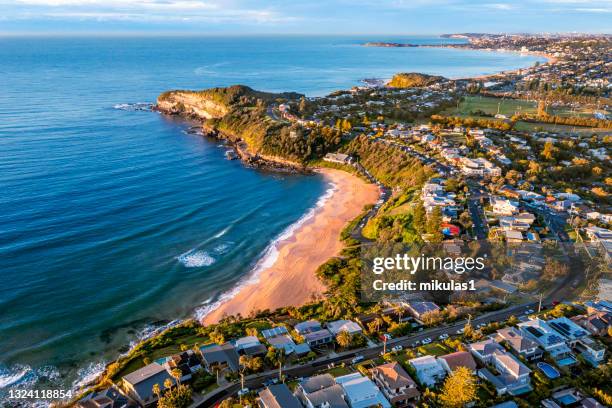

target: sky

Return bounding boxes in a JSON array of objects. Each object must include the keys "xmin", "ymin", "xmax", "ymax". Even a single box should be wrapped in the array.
[{"xmin": 0, "ymin": 0, "xmax": 610, "ymax": 35}]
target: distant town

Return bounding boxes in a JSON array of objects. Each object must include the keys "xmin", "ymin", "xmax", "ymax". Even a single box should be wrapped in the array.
[{"xmin": 75, "ymin": 33, "xmax": 610, "ymax": 408}]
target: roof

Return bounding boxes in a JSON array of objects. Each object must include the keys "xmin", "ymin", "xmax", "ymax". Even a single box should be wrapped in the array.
[
  {"xmin": 518, "ymin": 318, "xmax": 567, "ymax": 347},
  {"xmin": 262, "ymin": 326, "xmax": 289, "ymax": 339},
  {"xmin": 303, "ymin": 384, "xmax": 348, "ymax": 408},
  {"xmin": 438, "ymin": 351, "xmax": 477, "ymax": 371},
  {"xmin": 299, "ymin": 374, "xmax": 336, "ymax": 394},
  {"xmin": 199, "ymin": 343, "xmax": 240, "ymax": 371},
  {"xmin": 371, "ymin": 362, "xmax": 417, "ymax": 388},
  {"xmin": 304, "ymin": 329, "xmax": 333, "ymax": 342},
  {"xmin": 493, "ymin": 350, "xmax": 531, "ymax": 377},
  {"xmin": 234, "ymin": 336, "xmax": 260, "ymax": 350},
  {"xmin": 294, "ymin": 320, "xmax": 322, "ymax": 334},
  {"xmin": 294, "ymin": 343, "xmax": 311, "ymax": 355},
  {"xmin": 547, "ymin": 317, "xmax": 589, "ymax": 340},
  {"xmin": 335, "ymin": 373, "xmax": 390, "ymax": 407},
  {"xmin": 490, "ymin": 401, "xmax": 519, "ymax": 408},
  {"xmin": 496, "ymin": 327, "xmax": 539, "ymax": 352},
  {"xmin": 258, "ymin": 384, "xmax": 301, "ymax": 408},
  {"xmin": 469, "ymin": 338, "xmax": 503, "ymax": 357},
  {"xmin": 327, "ymin": 320, "xmax": 362, "ymax": 335},
  {"xmin": 406, "ymin": 301, "xmax": 440, "ymax": 316},
  {"xmin": 122, "ymin": 363, "xmax": 175, "ymax": 403}
]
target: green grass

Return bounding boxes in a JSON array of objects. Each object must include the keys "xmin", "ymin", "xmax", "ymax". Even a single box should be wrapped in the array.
[
  {"xmin": 325, "ymin": 366, "xmax": 354, "ymax": 377},
  {"xmin": 417, "ymin": 343, "xmax": 452, "ymax": 356},
  {"xmin": 444, "ymin": 96, "xmax": 537, "ymax": 117}
]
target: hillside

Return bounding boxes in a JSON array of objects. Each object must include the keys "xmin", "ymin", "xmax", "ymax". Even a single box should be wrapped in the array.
[{"xmin": 387, "ymin": 72, "xmax": 447, "ymax": 88}]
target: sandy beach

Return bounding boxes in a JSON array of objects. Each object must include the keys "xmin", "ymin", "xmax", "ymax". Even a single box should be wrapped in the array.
[{"xmin": 202, "ymin": 168, "xmax": 380, "ymax": 324}]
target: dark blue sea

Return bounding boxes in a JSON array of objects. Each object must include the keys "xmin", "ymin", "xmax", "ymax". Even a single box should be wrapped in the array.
[{"xmin": 0, "ymin": 35, "xmax": 543, "ymax": 399}]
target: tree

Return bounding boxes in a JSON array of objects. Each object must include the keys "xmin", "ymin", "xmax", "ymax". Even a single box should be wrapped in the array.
[
  {"xmin": 336, "ymin": 330, "xmax": 352, "ymax": 348},
  {"xmin": 426, "ymin": 206, "xmax": 444, "ymax": 243},
  {"xmin": 245, "ymin": 327, "xmax": 258, "ymax": 337},
  {"xmin": 170, "ymin": 368, "xmax": 182, "ymax": 385},
  {"xmin": 157, "ymin": 384, "xmax": 192, "ymax": 408},
  {"xmin": 541, "ymin": 141, "xmax": 558, "ymax": 161},
  {"xmin": 413, "ymin": 201, "xmax": 426, "ymax": 233},
  {"xmin": 438, "ymin": 366, "xmax": 477, "ymax": 408}
]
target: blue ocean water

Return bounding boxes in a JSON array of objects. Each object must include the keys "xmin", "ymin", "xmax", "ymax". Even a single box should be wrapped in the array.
[{"xmin": 0, "ymin": 35, "xmax": 543, "ymax": 396}]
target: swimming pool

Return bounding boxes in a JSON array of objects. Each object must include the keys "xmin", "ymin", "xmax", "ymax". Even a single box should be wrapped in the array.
[{"xmin": 537, "ymin": 362, "xmax": 560, "ymax": 379}]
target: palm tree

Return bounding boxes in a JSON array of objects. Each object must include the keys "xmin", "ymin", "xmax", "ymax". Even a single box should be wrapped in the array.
[
  {"xmin": 336, "ymin": 330, "xmax": 352, "ymax": 349},
  {"xmin": 163, "ymin": 378, "xmax": 173, "ymax": 392},
  {"xmin": 152, "ymin": 383, "xmax": 161, "ymax": 401},
  {"xmin": 171, "ymin": 368, "xmax": 182, "ymax": 385}
]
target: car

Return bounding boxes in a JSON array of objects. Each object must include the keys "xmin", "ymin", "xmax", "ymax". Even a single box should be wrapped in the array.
[
  {"xmin": 421, "ymin": 337, "xmax": 432, "ymax": 344},
  {"xmin": 391, "ymin": 345, "xmax": 403, "ymax": 352},
  {"xmin": 238, "ymin": 388, "xmax": 250, "ymax": 396},
  {"xmin": 439, "ymin": 333, "xmax": 449, "ymax": 340},
  {"xmin": 351, "ymin": 355, "xmax": 364, "ymax": 364},
  {"xmin": 456, "ymin": 328, "xmax": 464, "ymax": 334},
  {"xmin": 380, "ymin": 333, "xmax": 393, "ymax": 342}
]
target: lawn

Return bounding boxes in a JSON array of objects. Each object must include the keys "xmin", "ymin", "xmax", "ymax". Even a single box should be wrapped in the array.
[
  {"xmin": 325, "ymin": 366, "xmax": 354, "ymax": 377},
  {"xmin": 443, "ymin": 95, "xmax": 537, "ymax": 117},
  {"xmin": 417, "ymin": 343, "xmax": 452, "ymax": 356}
]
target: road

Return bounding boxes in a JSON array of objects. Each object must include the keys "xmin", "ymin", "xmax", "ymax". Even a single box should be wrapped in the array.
[
  {"xmin": 194, "ymin": 300, "xmax": 539, "ymax": 407},
  {"xmin": 524, "ymin": 202, "xmax": 570, "ymax": 242},
  {"xmin": 466, "ymin": 180, "xmax": 489, "ymax": 240}
]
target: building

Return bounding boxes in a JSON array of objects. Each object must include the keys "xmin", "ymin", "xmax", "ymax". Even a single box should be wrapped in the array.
[
  {"xmin": 404, "ymin": 301, "xmax": 440, "ymax": 319},
  {"xmin": 495, "ymin": 327, "xmax": 543, "ymax": 361},
  {"xmin": 477, "ymin": 350, "xmax": 532, "ymax": 396},
  {"xmin": 518, "ymin": 318, "xmax": 573, "ymax": 364},
  {"xmin": 408, "ymin": 355, "xmax": 446, "ymax": 387},
  {"xmin": 199, "ymin": 342, "xmax": 240, "ymax": 373},
  {"xmin": 295, "ymin": 320, "xmax": 322, "ymax": 335},
  {"xmin": 76, "ymin": 387, "xmax": 135, "ymax": 408},
  {"xmin": 547, "ymin": 317, "xmax": 589, "ymax": 346},
  {"xmin": 437, "ymin": 351, "xmax": 477, "ymax": 373},
  {"xmin": 370, "ymin": 362, "xmax": 420, "ymax": 407},
  {"xmin": 572, "ymin": 312, "xmax": 611, "ymax": 336},
  {"xmin": 122, "ymin": 363, "xmax": 175, "ymax": 407},
  {"xmin": 324, "ymin": 153, "xmax": 353, "ymax": 165},
  {"xmin": 296, "ymin": 374, "xmax": 349, "ymax": 408},
  {"xmin": 164, "ymin": 350, "xmax": 203, "ymax": 382},
  {"xmin": 303, "ymin": 329, "xmax": 334, "ymax": 347},
  {"xmin": 235, "ymin": 335, "xmax": 267, "ymax": 357},
  {"xmin": 262, "ymin": 326, "xmax": 290, "ymax": 340},
  {"xmin": 468, "ymin": 338, "xmax": 504, "ymax": 364},
  {"xmin": 335, "ymin": 372, "xmax": 391, "ymax": 408},
  {"xmin": 327, "ymin": 320, "xmax": 363, "ymax": 336},
  {"xmin": 258, "ymin": 384, "xmax": 302, "ymax": 408},
  {"xmin": 267, "ymin": 335, "xmax": 297, "ymax": 355}
]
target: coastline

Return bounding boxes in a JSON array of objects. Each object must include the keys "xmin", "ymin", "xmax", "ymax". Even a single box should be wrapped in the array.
[{"xmin": 201, "ymin": 168, "xmax": 380, "ymax": 324}]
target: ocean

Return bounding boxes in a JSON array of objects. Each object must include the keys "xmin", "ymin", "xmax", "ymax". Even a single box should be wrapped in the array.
[{"xmin": 0, "ymin": 35, "xmax": 543, "ymax": 401}]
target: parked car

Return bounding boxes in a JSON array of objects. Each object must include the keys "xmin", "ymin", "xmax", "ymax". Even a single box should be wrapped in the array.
[
  {"xmin": 391, "ymin": 345, "xmax": 403, "ymax": 352},
  {"xmin": 438, "ymin": 333, "xmax": 449, "ymax": 340},
  {"xmin": 422, "ymin": 338, "xmax": 432, "ymax": 345},
  {"xmin": 238, "ymin": 388, "xmax": 250, "ymax": 396},
  {"xmin": 351, "ymin": 356, "xmax": 364, "ymax": 364}
]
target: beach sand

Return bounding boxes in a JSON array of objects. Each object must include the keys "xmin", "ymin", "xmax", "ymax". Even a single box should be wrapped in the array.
[{"xmin": 201, "ymin": 168, "xmax": 380, "ymax": 324}]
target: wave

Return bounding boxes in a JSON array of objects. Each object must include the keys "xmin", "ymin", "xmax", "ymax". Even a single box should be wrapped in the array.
[
  {"xmin": 112, "ymin": 102, "xmax": 153, "ymax": 112},
  {"xmin": 194, "ymin": 181, "xmax": 338, "ymax": 321},
  {"xmin": 177, "ymin": 250, "xmax": 216, "ymax": 268}
]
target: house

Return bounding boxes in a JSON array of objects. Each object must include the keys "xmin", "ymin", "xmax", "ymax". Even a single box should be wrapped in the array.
[
  {"xmin": 76, "ymin": 387, "xmax": 135, "ymax": 408},
  {"xmin": 574, "ymin": 336, "xmax": 607, "ymax": 366},
  {"xmin": 505, "ymin": 230, "xmax": 524, "ymax": 243},
  {"xmin": 404, "ymin": 301, "xmax": 440, "ymax": 319},
  {"xmin": 295, "ymin": 320, "xmax": 322, "ymax": 335},
  {"xmin": 518, "ymin": 318, "xmax": 574, "ymax": 364},
  {"xmin": 267, "ymin": 335, "xmax": 297, "ymax": 355},
  {"xmin": 122, "ymin": 363, "xmax": 175, "ymax": 407},
  {"xmin": 304, "ymin": 329, "xmax": 334, "ymax": 347},
  {"xmin": 262, "ymin": 326, "xmax": 289, "ymax": 340},
  {"xmin": 572, "ymin": 311, "xmax": 611, "ymax": 336},
  {"xmin": 408, "ymin": 356, "xmax": 446, "ymax": 387},
  {"xmin": 370, "ymin": 362, "xmax": 420, "ymax": 407},
  {"xmin": 468, "ymin": 338, "xmax": 504, "ymax": 364},
  {"xmin": 477, "ymin": 350, "xmax": 532, "ymax": 396},
  {"xmin": 491, "ymin": 197, "xmax": 520, "ymax": 215},
  {"xmin": 547, "ymin": 317, "xmax": 589, "ymax": 346},
  {"xmin": 164, "ymin": 350, "xmax": 202, "ymax": 382},
  {"xmin": 324, "ymin": 153, "xmax": 353, "ymax": 165},
  {"xmin": 296, "ymin": 374, "xmax": 349, "ymax": 408},
  {"xmin": 199, "ymin": 343, "xmax": 240, "ymax": 373},
  {"xmin": 584, "ymin": 300, "xmax": 612, "ymax": 314},
  {"xmin": 235, "ymin": 335, "xmax": 267, "ymax": 357},
  {"xmin": 327, "ymin": 320, "xmax": 363, "ymax": 336},
  {"xmin": 495, "ymin": 327, "xmax": 543, "ymax": 361},
  {"xmin": 437, "ymin": 351, "xmax": 477, "ymax": 373},
  {"xmin": 258, "ymin": 384, "xmax": 302, "ymax": 408},
  {"xmin": 335, "ymin": 372, "xmax": 391, "ymax": 408}
]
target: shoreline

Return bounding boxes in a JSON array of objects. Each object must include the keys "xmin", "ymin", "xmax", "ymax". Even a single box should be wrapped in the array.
[{"xmin": 201, "ymin": 168, "xmax": 380, "ymax": 324}]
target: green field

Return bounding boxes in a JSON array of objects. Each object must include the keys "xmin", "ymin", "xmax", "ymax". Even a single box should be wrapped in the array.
[{"xmin": 445, "ymin": 95, "xmax": 605, "ymax": 119}]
